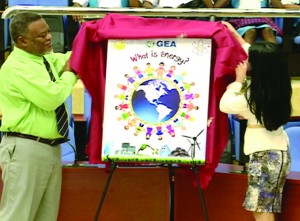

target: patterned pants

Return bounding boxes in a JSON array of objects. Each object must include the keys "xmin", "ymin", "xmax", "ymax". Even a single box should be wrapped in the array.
[{"xmin": 243, "ymin": 150, "xmax": 290, "ymax": 213}]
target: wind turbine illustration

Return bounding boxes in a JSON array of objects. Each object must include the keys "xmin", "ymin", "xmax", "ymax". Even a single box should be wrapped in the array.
[{"xmin": 182, "ymin": 129, "xmax": 204, "ymax": 158}]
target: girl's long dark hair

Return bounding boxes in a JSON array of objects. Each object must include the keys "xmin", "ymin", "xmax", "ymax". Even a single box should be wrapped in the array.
[{"xmin": 246, "ymin": 42, "xmax": 292, "ymax": 131}]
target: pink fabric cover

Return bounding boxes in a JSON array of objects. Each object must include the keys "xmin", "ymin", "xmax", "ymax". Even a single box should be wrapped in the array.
[{"xmin": 70, "ymin": 13, "xmax": 248, "ymax": 188}]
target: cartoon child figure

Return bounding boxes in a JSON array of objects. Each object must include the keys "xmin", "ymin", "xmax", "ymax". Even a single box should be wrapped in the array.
[
  {"xmin": 115, "ymin": 102, "xmax": 129, "ymax": 111},
  {"xmin": 133, "ymin": 66, "xmax": 144, "ymax": 78},
  {"xmin": 117, "ymin": 112, "xmax": 131, "ymax": 121},
  {"xmin": 182, "ymin": 101, "xmax": 199, "ymax": 112},
  {"xmin": 124, "ymin": 73, "xmax": 135, "ymax": 85},
  {"xmin": 134, "ymin": 123, "xmax": 145, "ymax": 136},
  {"xmin": 173, "ymin": 118, "xmax": 186, "ymax": 130},
  {"xmin": 180, "ymin": 82, "xmax": 195, "ymax": 92},
  {"xmin": 180, "ymin": 112, "xmax": 195, "ymax": 122},
  {"xmin": 114, "ymin": 93, "xmax": 128, "ymax": 101},
  {"xmin": 166, "ymin": 65, "xmax": 176, "ymax": 78},
  {"xmin": 166, "ymin": 124, "xmax": 175, "ymax": 137},
  {"xmin": 124, "ymin": 117, "xmax": 138, "ymax": 130},
  {"xmin": 146, "ymin": 127, "xmax": 153, "ymax": 140},
  {"xmin": 156, "ymin": 126, "xmax": 164, "ymax": 140},
  {"xmin": 117, "ymin": 83, "xmax": 128, "ymax": 91},
  {"xmin": 144, "ymin": 62, "xmax": 155, "ymax": 77},
  {"xmin": 156, "ymin": 62, "xmax": 166, "ymax": 78},
  {"xmin": 173, "ymin": 71, "xmax": 186, "ymax": 84},
  {"xmin": 183, "ymin": 93, "xmax": 199, "ymax": 101}
]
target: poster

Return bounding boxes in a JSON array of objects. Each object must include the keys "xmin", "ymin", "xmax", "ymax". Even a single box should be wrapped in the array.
[{"xmin": 102, "ymin": 38, "xmax": 212, "ymax": 165}]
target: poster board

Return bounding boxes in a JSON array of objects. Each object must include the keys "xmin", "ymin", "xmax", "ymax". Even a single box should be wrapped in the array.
[{"xmin": 102, "ymin": 38, "xmax": 212, "ymax": 165}]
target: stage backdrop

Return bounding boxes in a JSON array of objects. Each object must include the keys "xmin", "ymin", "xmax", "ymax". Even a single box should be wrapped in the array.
[{"xmin": 102, "ymin": 38, "xmax": 212, "ymax": 165}]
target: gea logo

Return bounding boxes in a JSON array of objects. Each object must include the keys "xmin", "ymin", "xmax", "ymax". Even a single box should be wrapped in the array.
[{"xmin": 156, "ymin": 40, "xmax": 176, "ymax": 47}]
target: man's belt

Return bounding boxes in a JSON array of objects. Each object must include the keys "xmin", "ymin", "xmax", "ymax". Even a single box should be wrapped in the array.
[{"xmin": 3, "ymin": 132, "xmax": 69, "ymax": 146}]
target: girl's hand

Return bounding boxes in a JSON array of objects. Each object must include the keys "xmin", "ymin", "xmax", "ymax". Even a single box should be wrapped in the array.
[
  {"xmin": 221, "ymin": 21, "xmax": 236, "ymax": 33},
  {"xmin": 235, "ymin": 60, "xmax": 248, "ymax": 83}
]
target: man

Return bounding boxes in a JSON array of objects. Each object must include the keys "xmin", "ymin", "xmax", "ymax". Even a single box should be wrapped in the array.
[{"xmin": 0, "ymin": 12, "xmax": 78, "ymax": 221}]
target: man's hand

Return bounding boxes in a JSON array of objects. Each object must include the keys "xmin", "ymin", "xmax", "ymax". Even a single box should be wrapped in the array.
[
  {"xmin": 72, "ymin": 3, "xmax": 84, "ymax": 23},
  {"xmin": 63, "ymin": 59, "xmax": 74, "ymax": 73},
  {"xmin": 143, "ymin": 1, "xmax": 154, "ymax": 8}
]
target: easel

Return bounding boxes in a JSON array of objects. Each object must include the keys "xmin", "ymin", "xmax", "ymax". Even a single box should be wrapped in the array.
[
  {"xmin": 167, "ymin": 163, "xmax": 209, "ymax": 221},
  {"xmin": 93, "ymin": 160, "xmax": 209, "ymax": 221}
]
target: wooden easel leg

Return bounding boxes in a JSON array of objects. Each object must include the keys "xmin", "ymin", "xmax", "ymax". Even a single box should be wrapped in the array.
[
  {"xmin": 94, "ymin": 161, "xmax": 117, "ymax": 221},
  {"xmin": 192, "ymin": 165, "xmax": 209, "ymax": 221}
]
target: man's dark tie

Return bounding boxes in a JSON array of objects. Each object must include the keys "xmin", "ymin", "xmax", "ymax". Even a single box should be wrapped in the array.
[{"xmin": 43, "ymin": 57, "xmax": 69, "ymax": 139}]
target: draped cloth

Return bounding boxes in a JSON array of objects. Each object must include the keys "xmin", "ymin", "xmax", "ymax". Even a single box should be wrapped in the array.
[{"xmin": 70, "ymin": 13, "xmax": 248, "ymax": 189}]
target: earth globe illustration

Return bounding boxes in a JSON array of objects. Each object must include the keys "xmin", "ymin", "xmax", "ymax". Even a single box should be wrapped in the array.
[{"xmin": 131, "ymin": 79, "xmax": 180, "ymax": 124}]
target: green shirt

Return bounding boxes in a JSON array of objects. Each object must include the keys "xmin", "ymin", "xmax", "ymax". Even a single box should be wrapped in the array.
[{"xmin": 0, "ymin": 47, "xmax": 78, "ymax": 139}]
